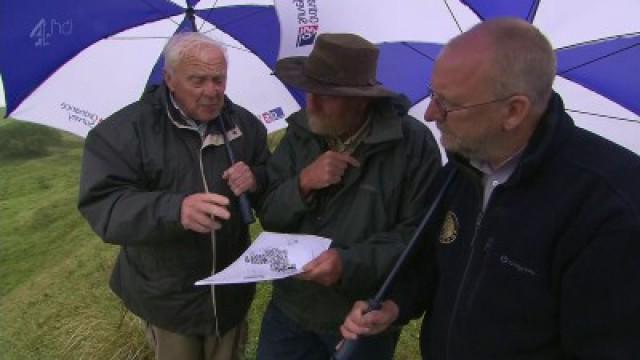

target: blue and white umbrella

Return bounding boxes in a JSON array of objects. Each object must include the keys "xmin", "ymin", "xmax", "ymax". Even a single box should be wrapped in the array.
[
  {"xmin": 275, "ymin": 0, "xmax": 640, "ymax": 154},
  {"xmin": 0, "ymin": 0, "xmax": 298, "ymax": 136},
  {"xmin": 1, "ymin": 0, "xmax": 639, "ymax": 154}
]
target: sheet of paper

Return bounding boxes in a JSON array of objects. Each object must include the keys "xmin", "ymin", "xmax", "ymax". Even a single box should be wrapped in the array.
[{"xmin": 195, "ymin": 231, "xmax": 332, "ymax": 286}]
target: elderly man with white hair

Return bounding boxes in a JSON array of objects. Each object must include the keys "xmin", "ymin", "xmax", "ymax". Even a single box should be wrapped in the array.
[{"xmin": 79, "ymin": 32, "xmax": 269, "ymax": 360}]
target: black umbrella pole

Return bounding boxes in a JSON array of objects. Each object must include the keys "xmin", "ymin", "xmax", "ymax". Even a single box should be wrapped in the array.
[
  {"xmin": 332, "ymin": 168, "xmax": 456, "ymax": 360},
  {"xmin": 186, "ymin": 7, "xmax": 197, "ymax": 32},
  {"xmin": 217, "ymin": 117, "xmax": 256, "ymax": 225}
]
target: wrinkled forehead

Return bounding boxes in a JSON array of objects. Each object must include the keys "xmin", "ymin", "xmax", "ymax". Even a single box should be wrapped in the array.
[
  {"xmin": 173, "ymin": 47, "xmax": 227, "ymax": 77},
  {"xmin": 165, "ymin": 41, "xmax": 227, "ymax": 74},
  {"xmin": 182, "ymin": 44, "xmax": 226, "ymax": 63}
]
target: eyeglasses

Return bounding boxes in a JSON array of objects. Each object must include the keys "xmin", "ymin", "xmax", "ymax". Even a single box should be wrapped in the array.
[{"xmin": 427, "ymin": 89, "xmax": 515, "ymax": 121}]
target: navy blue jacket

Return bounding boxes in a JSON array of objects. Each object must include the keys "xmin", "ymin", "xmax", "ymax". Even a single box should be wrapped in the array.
[{"xmin": 391, "ymin": 93, "xmax": 640, "ymax": 359}]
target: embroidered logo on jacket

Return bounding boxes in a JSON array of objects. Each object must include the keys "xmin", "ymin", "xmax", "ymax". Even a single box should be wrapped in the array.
[
  {"xmin": 500, "ymin": 255, "xmax": 537, "ymax": 277},
  {"xmin": 439, "ymin": 211, "xmax": 459, "ymax": 244}
]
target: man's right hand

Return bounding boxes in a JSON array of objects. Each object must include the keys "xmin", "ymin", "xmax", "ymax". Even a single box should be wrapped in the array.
[
  {"xmin": 180, "ymin": 193, "xmax": 231, "ymax": 233},
  {"xmin": 340, "ymin": 300, "xmax": 399, "ymax": 340},
  {"xmin": 299, "ymin": 151, "xmax": 360, "ymax": 197}
]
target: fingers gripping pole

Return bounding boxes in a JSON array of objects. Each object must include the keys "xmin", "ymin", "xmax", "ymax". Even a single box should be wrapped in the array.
[
  {"xmin": 333, "ymin": 299, "xmax": 382, "ymax": 360},
  {"xmin": 217, "ymin": 115, "xmax": 256, "ymax": 225},
  {"xmin": 332, "ymin": 168, "xmax": 456, "ymax": 360}
]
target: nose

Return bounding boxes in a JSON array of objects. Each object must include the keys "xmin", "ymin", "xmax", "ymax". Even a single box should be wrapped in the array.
[
  {"xmin": 424, "ymin": 99, "xmax": 440, "ymax": 123},
  {"xmin": 203, "ymin": 80, "xmax": 220, "ymax": 97}
]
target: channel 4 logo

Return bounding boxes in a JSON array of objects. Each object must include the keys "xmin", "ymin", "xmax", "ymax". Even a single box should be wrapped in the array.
[
  {"xmin": 30, "ymin": 18, "xmax": 73, "ymax": 47},
  {"xmin": 261, "ymin": 107, "xmax": 285, "ymax": 124},
  {"xmin": 296, "ymin": 25, "xmax": 318, "ymax": 47}
]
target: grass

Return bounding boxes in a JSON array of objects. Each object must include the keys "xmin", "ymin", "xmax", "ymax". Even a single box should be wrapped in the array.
[{"xmin": 0, "ymin": 113, "xmax": 422, "ymax": 359}]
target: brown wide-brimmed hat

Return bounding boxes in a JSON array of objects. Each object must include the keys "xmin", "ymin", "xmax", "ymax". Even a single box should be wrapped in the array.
[{"xmin": 275, "ymin": 33, "xmax": 395, "ymax": 97}]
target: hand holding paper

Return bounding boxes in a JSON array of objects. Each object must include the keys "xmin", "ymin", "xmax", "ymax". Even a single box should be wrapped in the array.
[
  {"xmin": 195, "ymin": 231, "xmax": 331, "ymax": 286},
  {"xmin": 297, "ymin": 248, "xmax": 343, "ymax": 286}
]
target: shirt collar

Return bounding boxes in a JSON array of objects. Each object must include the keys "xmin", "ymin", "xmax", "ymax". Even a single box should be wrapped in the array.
[
  {"xmin": 470, "ymin": 147, "xmax": 525, "ymax": 176},
  {"xmin": 326, "ymin": 114, "xmax": 372, "ymax": 153},
  {"xmin": 169, "ymin": 92, "xmax": 208, "ymax": 137}
]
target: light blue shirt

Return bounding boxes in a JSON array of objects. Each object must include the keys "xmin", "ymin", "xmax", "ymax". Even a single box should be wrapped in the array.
[{"xmin": 470, "ymin": 149, "xmax": 524, "ymax": 210}]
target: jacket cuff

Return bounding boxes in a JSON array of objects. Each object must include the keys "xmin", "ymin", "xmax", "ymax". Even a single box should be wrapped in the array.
[
  {"xmin": 164, "ymin": 193, "xmax": 188, "ymax": 224},
  {"xmin": 334, "ymin": 247, "xmax": 371, "ymax": 297}
]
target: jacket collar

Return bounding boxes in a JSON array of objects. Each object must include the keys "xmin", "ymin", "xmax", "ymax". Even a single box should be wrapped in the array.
[
  {"xmin": 144, "ymin": 83, "xmax": 243, "ymax": 146},
  {"xmin": 510, "ymin": 91, "xmax": 573, "ymax": 183}
]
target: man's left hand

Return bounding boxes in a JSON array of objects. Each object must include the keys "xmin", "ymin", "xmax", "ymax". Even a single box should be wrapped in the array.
[
  {"xmin": 340, "ymin": 300, "xmax": 399, "ymax": 340},
  {"xmin": 222, "ymin": 161, "xmax": 257, "ymax": 196},
  {"xmin": 297, "ymin": 248, "xmax": 343, "ymax": 286}
]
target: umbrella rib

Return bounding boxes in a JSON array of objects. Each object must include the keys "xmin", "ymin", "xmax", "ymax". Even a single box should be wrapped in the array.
[
  {"xmin": 566, "ymin": 109, "xmax": 640, "ymax": 124},
  {"xmin": 204, "ymin": 7, "xmax": 273, "ymax": 29},
  {"xmin": 195, "ymin": 6, "xmax": 273, "ymax": 51},
  {"xmin": 403, "ymin": 42, "xmax": 438, "ymax": 62},
  {"xmin": 557, "ymin": 43, "xmax": 639, "ymax": 75},
  {"xmin": 556, "ymin": 32, "xmax": 640, "ymax": 51},
  {"xmin": 443, "ymin": 0, "xmax": 463, "ymax": 33},
  {"xmin": 198, "ymin": 0, "xmax": 221, "ymax": 32},
  {"xmin": 137, "ymin": 0, "xmax": 182, "ymax": 27},
  {"xmin": 197, "ymin": 6, "xmax": 274, "ymax": 54},
  {"xmin": 526, "ymin": 0, "xmax": 541, "ymax": 23},
  {"xmin": 195, "ymin": 33, "xmax": 252, "ymax": 54}
]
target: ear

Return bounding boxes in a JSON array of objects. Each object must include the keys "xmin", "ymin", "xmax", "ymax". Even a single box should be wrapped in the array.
[
  {"xmin": 163, "ymin": 69, "xmax": 174, "ymax": 92},
  {"xmin": 503, "ymin": 95, "xmax": 530, "ymax": 131}
]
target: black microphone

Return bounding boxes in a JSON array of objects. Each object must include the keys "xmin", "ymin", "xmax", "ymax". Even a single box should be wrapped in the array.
[{"xmin": 216, "ymin": 114, "xmax": 256, "ymax": 225}]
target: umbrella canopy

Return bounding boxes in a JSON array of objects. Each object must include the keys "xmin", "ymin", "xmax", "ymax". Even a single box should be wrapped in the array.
[
  {"xmin": 275, "ymin": 0, "xmax": 640, "ymax": 155},
  {"xmin": 0, "ymin": 0, "xmax": 298, "ymax": 136},
  {"xmin": 1, "ymin": 0, "xmax": 638, "ymax": 155}
]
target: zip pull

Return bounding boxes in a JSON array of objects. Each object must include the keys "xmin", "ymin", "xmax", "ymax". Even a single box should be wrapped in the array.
[
  {"xmin": 475, "ymin": 211, "xmax": 484, "ymax": 228},
  {"xmin": 469, "ymin": 210, "xmax": 484, "ymax": 248}
]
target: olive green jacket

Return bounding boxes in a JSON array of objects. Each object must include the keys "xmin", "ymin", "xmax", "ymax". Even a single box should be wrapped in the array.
[{"xmin": 258, "ymin": 96, "xmax": 442, "ymax": 333}]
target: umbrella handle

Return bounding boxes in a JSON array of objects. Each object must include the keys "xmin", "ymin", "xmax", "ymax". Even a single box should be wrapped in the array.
[
  {"xmin": 332, "ymin": 299, "xmax": 382, "ymax": 360},
  {"xmin": 332, "ymin": 339, "xmax": 358, "ymax": 360},
  {"xmin": 237, "ymin": 193, "xmax": 256, "ymax": 225}
]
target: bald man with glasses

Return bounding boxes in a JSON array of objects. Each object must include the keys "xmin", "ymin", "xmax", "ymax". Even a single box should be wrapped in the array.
[{"xmin": 340, "ymin": 18, "xmax": 640, "ymax": 360}]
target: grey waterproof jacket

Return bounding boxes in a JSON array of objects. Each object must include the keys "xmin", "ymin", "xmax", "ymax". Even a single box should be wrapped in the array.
[{"xmin": 78, "ymin": 84, "xmax": 269, "ymax": 336}]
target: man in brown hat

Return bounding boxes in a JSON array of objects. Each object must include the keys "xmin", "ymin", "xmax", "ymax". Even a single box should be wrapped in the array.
[{"xmin": 256, "ymin": 33, "xmax": 442, "ymax": 359}]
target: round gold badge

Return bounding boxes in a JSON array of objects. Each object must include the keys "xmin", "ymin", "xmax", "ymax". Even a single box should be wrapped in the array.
[{"xmin": 439, "ymin": 211, "xmax": 458, "ymax": 244}]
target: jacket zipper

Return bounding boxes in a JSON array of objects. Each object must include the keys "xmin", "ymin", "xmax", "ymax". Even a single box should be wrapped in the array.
[
  {"xmin": 445, "ymin": 209, "xmax": 484, "ymax": 359},
  {"xmin": 198, "ymin": 139, "xmax": 221, "ymax": 338},
  {"xmin": 166, "ymin": 102, "xmax": 222, "ymax": 336}
]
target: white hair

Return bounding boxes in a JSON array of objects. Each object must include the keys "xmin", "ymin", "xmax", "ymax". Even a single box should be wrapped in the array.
[{"xmin": 163, "ymin": 32, "xmax": 228, "ymax": 73}]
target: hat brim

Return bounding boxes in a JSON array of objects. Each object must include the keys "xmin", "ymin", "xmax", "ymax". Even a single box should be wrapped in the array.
[{"xmin": 274, "ymin": 57, "xmax": 396, "ymax": 98}]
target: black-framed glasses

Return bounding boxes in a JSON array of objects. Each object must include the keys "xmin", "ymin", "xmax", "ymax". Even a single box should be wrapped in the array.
[{"xmin": 428, "ymin": 89, "xmax": 515, "ymax": 121}]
